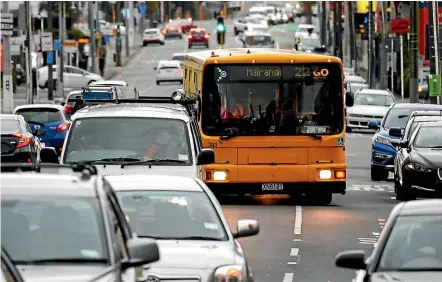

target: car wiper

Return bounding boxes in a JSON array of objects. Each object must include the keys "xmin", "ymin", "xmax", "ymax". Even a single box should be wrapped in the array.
[
  {"xmin": 397, "ymin": 115, "xmax": 409, "ymax": 119},
  {"xmin": 15, "ymin": 258, "xmax": 108, "ymax": 265},
  {"xmin": 175, "ymin": 236, "xmax": 223, "ymax": 241},
  {"xmin": 121, "ymin": 159, "xmax": 187, "ymax": 167}
]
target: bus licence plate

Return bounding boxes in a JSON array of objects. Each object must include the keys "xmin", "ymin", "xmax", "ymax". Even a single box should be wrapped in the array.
[{"xmin": 262, "ymin": 183, "xmax": 284, "ymax": 191}]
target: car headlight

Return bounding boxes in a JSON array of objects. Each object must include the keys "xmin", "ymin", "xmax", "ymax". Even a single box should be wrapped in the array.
[
  {"xmin": 214, "ymin": 265, "xmax": 246, "ymax": 282},
  {"xmin": 418, "ymin": 86, "xmax": 423, "ymax": 92},
  {"xmin": 406, "ymin": 163, "xmax": 432, "ymax": 172},
  {"xmin": 374, "ymin": 134, "xmax": 392, "ymax": 147}
]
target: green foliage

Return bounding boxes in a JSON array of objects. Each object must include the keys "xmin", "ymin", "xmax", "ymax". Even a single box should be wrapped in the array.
[{"xmin": 67, "ymin": 28, "xmax": 85, "ymax": 40}]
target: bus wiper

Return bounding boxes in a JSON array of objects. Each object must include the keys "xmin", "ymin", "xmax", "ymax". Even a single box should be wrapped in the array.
[
  {"xmin": 305, "ymin": 134, "xmax": 323, "ymax": 141},
  {"xmin": 79, "ymin": 157, "xmax": 142, "ymax": 164},
  {"xmin": 220, "ymin": 132, "xmax": 240, "ymax": 141},
  {"xmin": 121, "ymin": 159, "xmax": 187, "ymax": 167}
]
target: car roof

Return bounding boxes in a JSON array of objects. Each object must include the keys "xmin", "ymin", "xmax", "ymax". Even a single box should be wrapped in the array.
[
  {"xmin": 413, "ymin": 115, "xmax": 442, "ymax": 122},
  {"xmin": 392, "ymin": 103, "xmax": 442, "ymax": 110},
  {"xmin": 420, "ymin": 120, "xmax": 442, "ymax": 127},
  {"xmin": 107, "ymin": 175, "xmax": 204, "ymax": 192},
  {"xmin": 298, "ymin": 24, "xmax": 315, "ymax": 29},
  {"xmin": 410, "ymin": 110, "xmax": 442, "ymax": 117},
  {"xmin": 172, "ymin": 53, "xmax": 186, "ymax": 57},
  {"xmin": 398, "ymin": 199, "xmax": 442, "ymax": 216},
  {"xmin": 71, "ymin": 103, "xmax": 190, "ymax": 122},
  {"xmin": 1, "ymin": 173, "xmax": 97, "ymax": 197},
  {"xmin": 190, "ymin": 28, "xmax": 206, "ymax": 32},
  {"xmin": 144, "ymin": 28, "xmax": 159, "ymax": 32},
  {"xmin": 244, "ymin": 31, "xmax": 271, "ymax": 36},
  {"xmin": 90, "ymin": 80, "xmax": 127, "ymax": 86},
  {"xmin": 357, "ymin": 89, "xmax": 393, "ymax": 95},
  {"xmin": 158, "ymin": 60, "xmax": 180, "ymax": 67},
  {"xmin": 13, "ymin": 104, "xmax": 64, "ymax": 112}
]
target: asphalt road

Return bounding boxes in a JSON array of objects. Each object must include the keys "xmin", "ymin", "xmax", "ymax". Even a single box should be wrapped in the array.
[
  {"xmin": 14, "ymin": 19, "xmax": 399, "ymax": 282},
  {"xmin": 114, "ymin": 20, "xmax": 398, "ymax": 282}
]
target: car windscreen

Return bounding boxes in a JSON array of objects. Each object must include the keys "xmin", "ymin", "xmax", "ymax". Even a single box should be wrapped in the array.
[
  {"xmin": 245, "ymin": 35, "xmax": 272, "ymax": 46},
  {"xmin": 63, "ymin": 117, "xmax": 192, "ymax": 165},
  {"xmin": 0, "ymin": 119, "xmax": 20, "ymax": 134},
  {"xmin": 15, "ymin": 108, "xmax": 64, "ymax": 124},
  {"xmin": 414, "ymin": 126, "xmax": 442, "ymax": 148},
  {"xmin": 202, "ymin": 63, "xmax": 344, "ymax": 136},
  {"xmin": 383, "ymin": 108, "xmax": 414, "ymax": 129},
  {"xmin": 378, "ymin": 215, "xmax": 442, "ymax": 271},
  {"xmin": 144, "ymin": 30, "xmax": 157, "ymax": 35},
  {"xmin": 172, "ymin": 55, "xmax": 185, "ymax": 61},
  {"xmin": 354, "ymin": 94, "xmax": 394, "ymax": 106},
  {"xmin": 116, "ymin": 190, "xmax": 228, "ymax": 241},
  {"xmin": 407, "ymin": 117, "xmax": 442, "ymax": 140},
  {"xmin": 1, "ymin": 197, "xmax": 108, "ymax": 263}
]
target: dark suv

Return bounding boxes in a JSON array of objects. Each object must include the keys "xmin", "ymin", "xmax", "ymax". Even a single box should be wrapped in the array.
[{"xmin": 1, "ymin": 163, "xmax": 160, "ymax": 282}]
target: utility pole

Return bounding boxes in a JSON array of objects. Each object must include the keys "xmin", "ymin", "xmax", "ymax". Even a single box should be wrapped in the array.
[
  {"xmin": 88, "ymin": 1, "xmax": 96, "ymax": 74},
  {"xmin": 125, "ymin": 1, "xmax": 130, "ymax": 57},
  {"xmin": 160, "ymin": 1, "xmax": 165, "ymax": 23},
  {"xmin": 368, "ymin": 1, "xmax": 374, "ymax": 88},
  {"xmin": 25, "ymin": 1, "xmax": 33, "ymax": 104},
  {"xmin": 320, "ymin": 1, "xmax": 326, "ymax": 46},
  {"xmin": 348, "ymin": 1, "xmax": 356, "ymax": 70},
  {"xmin": 332, "ymin": 3, "xmax": 338, "ymax": 57},
  {"xmin": 336, "ymin": 2, "xmax": 342, "ymax": 59},
  {"xmin": 2, "ymin": 1, "xmax": 14, "ymax": 113},
  {"xmin": 409, "ymin": 2, "xmax": 419, "ymax": 103},
  {"xmin": 343, "ymin": 2, "xmax": 350, "ymax": 66},
  {"xmin": 47, "ymin": 2, "xmax": 54, "ymax": 100},
  {"xmin": 428, "ymin": 1, "xmax": 440, "ymax": 104},
  {"xmin": 379, "ymin": 1, "xmax": 388, "ymax": 90},
  {"xmin": 58, "ymin": 1, "xmax": 65, "ymax": 99}
]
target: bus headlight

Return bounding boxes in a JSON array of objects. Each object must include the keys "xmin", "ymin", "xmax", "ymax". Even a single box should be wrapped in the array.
[
  {"xmin": 213, "ymin": 171, "xmax": 227, "ymax": 181},
  {"xmin": 319, "ymin": 169, "xmax": 332, "ymax": 180}
]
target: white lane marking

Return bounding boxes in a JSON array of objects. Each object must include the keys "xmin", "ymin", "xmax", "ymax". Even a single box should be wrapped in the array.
[
  {"xmin": 390, "ymin": 196, "xmax": 396, "ymax": 199},
  {"xmin": 293, "ymin": 239, "xmax": 302, "ymax": 242},
  {"xmin": 287, "ymin": 262, "xmax": 298, "ymax": 265},
  {"xmin": 294, "ymin": 206, "xmax": 302, "ymax": 235},
  {"xmin": 283, "ymin": 273, "xmax": 294, "ymax": 282},
  {"xmin": 290, "ymin": 248, "xmax": 299, "ymax": 256}
]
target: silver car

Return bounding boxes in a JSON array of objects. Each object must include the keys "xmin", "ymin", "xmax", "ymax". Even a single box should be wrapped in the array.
[
  {"xmin": 346, "ymin": 89, "xmax": 395, "ymax": 132},
  {"xmin": 109, "ymin": 174, "xmax": 259, "ymax": 282},
  {"xmin": 155, "ymin": 60, "xmax": 183, "ymax": 85}
]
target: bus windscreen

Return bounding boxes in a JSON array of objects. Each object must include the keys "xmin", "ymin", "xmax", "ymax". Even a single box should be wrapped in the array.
[{"xmin": 201, "ymin": 63, "xmax": 343, "ymax": 136}]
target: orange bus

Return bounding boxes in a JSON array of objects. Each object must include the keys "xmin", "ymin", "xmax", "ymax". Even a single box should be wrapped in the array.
[{"xmin": 183, "ymin": 48, "xmax": 354, "ymax": 205}]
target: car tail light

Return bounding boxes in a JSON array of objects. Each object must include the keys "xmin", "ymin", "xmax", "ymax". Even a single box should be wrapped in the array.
[
  {"xmin": 178, "ymin": 27, "xmax": 182, "ymax": 33},
  {"xmin": 12, "ymin": 133, "xmax": 31, "ymax": 149},
  {"xmin": 204, "ymin": 34, "xmax": 209, "ymax": 39},
  {"xmin": 187, "ymin": 34, "xmax": 192, "ymax": 39},
  {"xmin": 56, "ymin": 122, "xmax": 70, "ymax": 132},
  {"xmin": 64, "ymin": 104, "xmax": 73, "ymax": 114}
]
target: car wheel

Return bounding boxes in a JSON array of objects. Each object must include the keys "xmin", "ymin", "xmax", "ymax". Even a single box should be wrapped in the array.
[
  {"xmin": 160, "ymin": 41, "xmax": 165, "ymax": 45},
  {"xmin": 371, "ymin": 165, "xmax": 389, "ymax": 181},
  {"xmin": 234, "ymin": 28, "xmax": 239, "ymax": 36},
  {"xmin": 400, "ymin": 184, "xmax": 416, "ymax": 201},
  {"xmin": 88, "ymin": 80, "xmax": 96, "ymax": 85},
  {"xmin": 156, "ymin": 81, "xmax": 160, "ymax": 85},
  {"xmin": 394, "ymin": 175, "xmax": 403, "ymax": 200},
  {"xmin": 188, "ymin": 44, "xmax": 192, "ymax": 49},
  {"xmin": 205, "ymin": 44, "xmax": 209, "ymax": 48},
  {"xmin": 143, "ymin": 42, "xmax": 147, "ymax": 46}
]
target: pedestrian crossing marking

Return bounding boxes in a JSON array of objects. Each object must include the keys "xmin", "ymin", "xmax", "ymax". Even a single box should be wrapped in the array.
[
  {"xmin": 346, "ymin": 133, "xmax": 375, "ymax": 138},
  {"xmin": 346, "ymin": 184, "xmax": 394, "ymax": 192},
  {"xmin": 358, "ymin": 219, "xmax": 385, "ymax": 245}
]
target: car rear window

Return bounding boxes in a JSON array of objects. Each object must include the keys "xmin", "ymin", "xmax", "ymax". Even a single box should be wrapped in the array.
[
  {"xmin": 0, "ymin": 119, "xmax": 20, "ymax": 133},
  {"xmin": 160, "ymin": 65, "xmax": 179, "ymax": 70},
  {"xmin": 191, "ymin": 31, "xmax": 205, "ymax": 36},
  {"xmin": 15, "ymin": 108, "xmax": 64, "ymax": 124},
  {"xmin": 172, "ymin": 55, "xmax": 185, "ymax": 61},
  {"xmin": 144, "ymin": 30, "xmax": 157, "ymax": 35}
]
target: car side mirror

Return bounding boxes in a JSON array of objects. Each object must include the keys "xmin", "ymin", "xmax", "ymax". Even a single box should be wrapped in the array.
[
  {"xmin": 400, "ymin": 140, "xmax": 409, "ymax": 149},
  {"xmin": 40, "ymin": 147, "xmax": 59, "ymax": 163},
  {"xmin": 368, "ymin": 120, "xmax": 379, "ymax": 130},
  {"xmin": 233, "ymin": 219, "xmax": 259, "ymax": 239},
  {"xmin": 121, "ymin": 238, "xmax": 160, "ymax": 270},
  {"xmin": 388, "ymin": 127, "xmax": 402, "ymax": 138},
  {"xmin": 197, "ymin": 148, "xmax": 215, "ymax": 165},
  {"xmin": 60, "ymin": 101, "xmax": 65, "ymax": 106},
  {"xmin": 345, "ymin": 92, "xmax": 354, "ymax": 107},
  {"xmin": 335, "ymin": 250, "xmax": 366, "ymax": 270},
  {"xmin": 33, "ymin": 127, "xmax": 46, "ymax": 137}
]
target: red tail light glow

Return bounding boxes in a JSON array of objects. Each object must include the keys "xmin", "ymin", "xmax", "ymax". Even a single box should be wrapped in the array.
[
  {"xmin": 56, "ymin": 122, "xmax": 70, "ymax": 132},
  {"xmin": 204, "ymin": 34, "xmax": 209, "ymax": 39},
  {"xmin": 64, "ymin": 104, "xmax": 73, "ymax": 114},
  {"xmin": 12, "ymin": 133, "xmax": 31, "ymax": 149}
]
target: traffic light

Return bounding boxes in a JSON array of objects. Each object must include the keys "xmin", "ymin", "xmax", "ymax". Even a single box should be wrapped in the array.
[{"xmin": 216, "ymin": 17, "xmax": 226, "ymax": 33}]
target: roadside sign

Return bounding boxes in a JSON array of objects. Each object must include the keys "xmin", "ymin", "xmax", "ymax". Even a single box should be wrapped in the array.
[
  {"xmin": 138, "ymin": 3, "xmax": 147, "ymax": 16},
  {"xmin": 101, "ymin": 25, "xmax": 113, "ymax": 36},
  {"xmin": 63, "ymin": 40, "xmax": 78, "ymax": 53},
  {"xmin": 41, "ymin": 32, "xmax": 54, "ymax": 52},
  {"xmin": 390, "ymin": 18, "xmax": 410, "ymax": 33},
  {"xmin": 1, "ymin": 13, "xmax": 14, "ymax": 36},
  {"xmin": 54, "ymin": 39, "xmax": 61, "ymax": 52},
  {"xmin": 429, "ymin": 74, "xmax": 441, "ymax": 97},
  {"xmin": 46, "ymin": 51, "xmax": 54, "ymax": 64}
]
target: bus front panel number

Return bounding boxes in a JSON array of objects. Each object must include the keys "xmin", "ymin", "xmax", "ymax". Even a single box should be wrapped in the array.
[{"xmin": 209, "ymin": 142, "xmax": 217, "ymax": 148}]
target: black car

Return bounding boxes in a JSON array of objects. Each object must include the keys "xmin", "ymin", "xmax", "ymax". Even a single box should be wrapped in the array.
[
  {"xmin": 1, "ymin": 246, "xmax": 25, "ymax": 282},
  {"xmin": 1, "ymin": 114, "xmax": 44, "ymax": 168},
  {"xmin": 1, "ymin": 163, "xmax": 160, "ymax": 282},
  {"xmin": 335, "ymin": 199, "xmax": 442, "ymax": 282},
  {"xmin": 391, "ymin": 110, "xmax": 442, "ymax": 200},
  {"xmin": 392, "ymin": 121, "xmax": 442, "ymax": 200}
]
